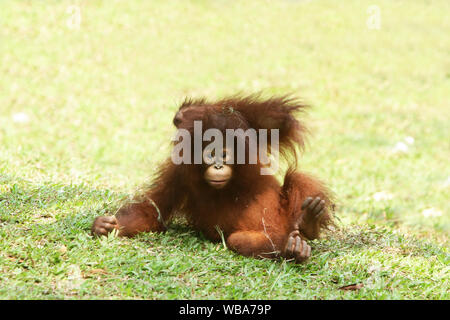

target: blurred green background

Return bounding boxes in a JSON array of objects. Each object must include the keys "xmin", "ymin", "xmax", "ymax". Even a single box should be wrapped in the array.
[{"xmin": 0, "ymin": 0, "xmax": 448, "ymax": 299}]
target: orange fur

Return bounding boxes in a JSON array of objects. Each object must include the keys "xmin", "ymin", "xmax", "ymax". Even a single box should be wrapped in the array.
[{"xmin": 95, "ymin": 95, "xmax": 334, "ymax": 261}]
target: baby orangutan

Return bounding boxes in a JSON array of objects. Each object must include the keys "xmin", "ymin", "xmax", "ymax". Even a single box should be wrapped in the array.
[{"xmin": 92, "ymin": 95, "xmax": 334, "ymax": 263}]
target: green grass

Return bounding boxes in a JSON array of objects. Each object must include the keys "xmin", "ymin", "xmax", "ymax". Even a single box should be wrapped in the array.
[{"xmin": 0, "ymin": 0, "xmax": 449, "ymax": 299}]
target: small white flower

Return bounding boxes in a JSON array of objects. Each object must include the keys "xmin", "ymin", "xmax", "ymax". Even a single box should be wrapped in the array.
[
  {"xmin": 421, "ymin": 208, "xmax": 442, "ymax": 218},
  {"xmin": 372, "ymin": 191, "xmax": 394, "ymax": 201},
  {"xmin": 404, "ymin": 136, "xmax": 415, "ymax": 145},
  {"xmin": 12, "ymin": 112, "xmax": 30, "ymax": 124},
  {"xmin": 391, "ymin": 141, "xmax": 409, "ymax": 153}
]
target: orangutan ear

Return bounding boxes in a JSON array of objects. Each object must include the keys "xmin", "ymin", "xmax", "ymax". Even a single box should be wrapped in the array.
[{"xmin": 173, "ymin": 104, "xmax": 208, "ymax": 130}]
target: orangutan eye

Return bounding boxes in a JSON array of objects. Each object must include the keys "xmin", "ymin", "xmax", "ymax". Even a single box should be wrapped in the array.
[
  {"xmin": 222, "ymin": 149, "xmax": 231, "ymax": 162},
  {"xmin": 202, "ymin": 148, "xmax": 215, "ymax": 165}
]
